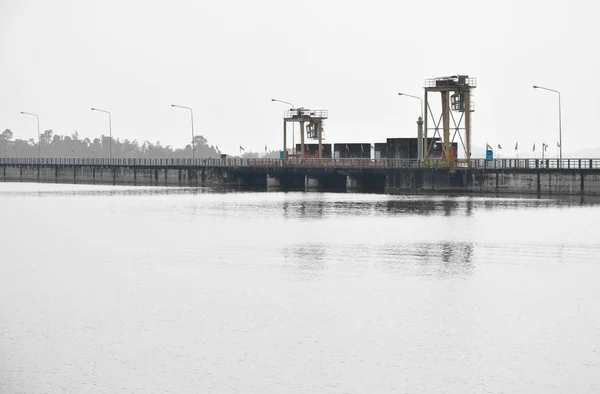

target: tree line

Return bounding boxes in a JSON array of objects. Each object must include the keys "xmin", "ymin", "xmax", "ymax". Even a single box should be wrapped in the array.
[
  {"xmin": 0, "ymin": 128, "xmax": 286, "ymax": 159},
  {"xmin": 0, "ymin": 129, "xmax": 226, "ymax": 158}
]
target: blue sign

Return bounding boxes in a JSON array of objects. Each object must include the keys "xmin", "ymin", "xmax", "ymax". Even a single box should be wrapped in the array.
[{"xmin": 485, "ymin": 149, "xmax": 494, "ymax": 161}]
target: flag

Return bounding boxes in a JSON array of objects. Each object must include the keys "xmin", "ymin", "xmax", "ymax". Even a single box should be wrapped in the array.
[
  {"xmin": 532, "ymin": 143, "xmax": 535, "ymax": 151},
  {"xmin": 514, "ymin": 141, "xmax": 518, "ymax": 150},
  {"xmin": 265, "ymin": 144, "xmax": 267, "ymax": 152},
  {"xmin": 486, "ymin": 143, "xmax": 492, "ymax": 150},
  {"xmin": 216, "ymin": 146, "xmax": 219, "ymax": 151},
  {"xmin": 497, "ymin": 144, "xmax": 503, "ymax": 150},
  {"xmin": 239, "ymin": 145, "xmax": 245, "ymax": 152},
  {"xmin": 345, "ymin": 144, "xmax": 349, "ymax": 152},
  {"xmin": 361, "ymin": 144, "xmax": 364, "ymax": 153},
  {"xmin": 557, "ymin": 141, "xmax": 561, "ymax": 148},
  {"xmin": 544, "ymin": 143, "xmax": 548, "ymax": 152}
]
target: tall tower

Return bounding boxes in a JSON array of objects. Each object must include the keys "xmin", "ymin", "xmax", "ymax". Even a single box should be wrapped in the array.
[{"xmin": 423, "ymin": 75, "xmax": 476, "ymax": 161}]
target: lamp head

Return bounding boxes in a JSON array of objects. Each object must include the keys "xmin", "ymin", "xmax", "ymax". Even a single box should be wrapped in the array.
[
  {"xmin": 533, "ymin": 85, "xmax": 539, "ymax": 89},
  {"xmin": 171, "ymin": 104, "xmax": 176, "ymax": 107},
  {"xmin": 91, "ymin": 108, "xmax": 96, "ymax": 111},
  {"xmin": 270, "ymin": 98, "xmax": 276, "ymax": 102},
  {"xmin": 20, "ymin": 111, "xmax": 25, "ymax": 114},
  {"xmin": 397, "ymin": 93, "xmax": 403, "ymax": 96}
]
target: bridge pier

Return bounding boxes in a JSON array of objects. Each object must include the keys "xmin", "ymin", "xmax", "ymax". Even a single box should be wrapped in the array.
[
  {"xmin": 266, "ymin": 174, "xmax": 280, "ymax": 188},
  {"xmin": 305, "ymin": 175, "xmax": 320, "ymax": 190},
  {"xmin": 346, "ymin": 175, "xmax": 360, "ymax": 191}
]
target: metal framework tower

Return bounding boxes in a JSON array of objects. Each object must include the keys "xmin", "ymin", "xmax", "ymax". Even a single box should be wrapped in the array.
[
  {"xmin": 423, "ymin": 75, "xmax": 476, "ymax": 161},
  {"xmin": 282, "ymin": 108, "xmax": 328, "ymax": 158}
]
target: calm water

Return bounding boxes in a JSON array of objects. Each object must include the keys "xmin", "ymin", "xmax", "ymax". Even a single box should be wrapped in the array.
[{"xmin": 1, "ymin": 183, "xmax": 599, "ymax": 393}]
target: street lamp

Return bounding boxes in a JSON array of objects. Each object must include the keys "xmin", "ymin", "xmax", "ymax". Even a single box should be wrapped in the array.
[
  {"xmin": 271, "ymin": 98, "xmax": 295, "ymax": 155},
  {"xmin": 533, "ymin": 85, "xmax": 562, "ymax": 160},
  {"xmin": 20, "ymin": 111, "xmax": 41, "ymax": 160},
  {"xmin": 91, "ymin": 107, "xmax": 113, "ymax": 159},
  {"xmin": 398, "ymin": 92, "xmax": 424, "ymax": 161},
  {"xmin": 397, "ymin": 92, "xmax": 423, "ymax": 118},
  {"xmin": 171, "ymin": 104, "xmax": 195, "ymax": 159}
]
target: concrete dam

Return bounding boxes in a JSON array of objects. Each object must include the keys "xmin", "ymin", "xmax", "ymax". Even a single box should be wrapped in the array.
[{"xmin": 2, "ymin": 158, "xmax": 600, "ymax": 195}]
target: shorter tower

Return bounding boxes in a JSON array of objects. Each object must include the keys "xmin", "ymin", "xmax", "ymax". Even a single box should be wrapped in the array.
[{"xmin": 282, "ymin": 108, "xmax": 328, "ymax": 158}]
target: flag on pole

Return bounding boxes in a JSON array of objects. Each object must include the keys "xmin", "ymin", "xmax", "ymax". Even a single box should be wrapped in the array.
[
  {"xmin": 265, "ymin": 144, "xmax": 267, "ymax": 152},
  {"xmin": 544, "ymin": 143, "xmax": 548, "ymax": 152},
  {"xmin": 345, "ymin": 144, "xmax": 349, "ymax": 152},
  {"xmin": 557, "ymin": 141, "xmax": 561, "ymax": 148},
  {"xmin": 532, "ymin": 143, "xmax": 536, "ymax": 151},
  {"xmin": 497, "ymin": 144, "xmax": 503, "ymax": 150},
  {"xmin": 361, "ymin": 144, "xmax": 364, "ymax": 153},
  {"xmin": 239, "ymin": 145, "xmax": 245, "ymax": 154},
  {"xmin": 514, "ymin": 141, "xmax": 518, "ymax": 150},
  {"xmin": 486, "ymin": 143, "xmax": 492, "ymax": 150}
]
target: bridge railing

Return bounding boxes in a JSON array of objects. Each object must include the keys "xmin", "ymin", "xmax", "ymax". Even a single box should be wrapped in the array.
[{"xmin": 1, "ymin": 157, "xmax": 600, "ymax": 169}]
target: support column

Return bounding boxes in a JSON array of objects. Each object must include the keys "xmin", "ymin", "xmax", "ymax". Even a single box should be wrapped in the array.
[
  {"xmin": 304, "ymin": 174, "xmax": 319, "ymax": 189},
  {"xmin": 417, "ymin": 116, "xmax": 424, "ymax": 162},
  {"xmin": 464, "ymin": 91, "xmax": 471, "ymax": 161},
  {"xmin": 300, "ymin": 121, "xmax": 305, "ymax": 157},
  {"xmin": 266, "ymin": 174, "xmax": 280, "ymax": 188},
  {"xmin": 283, "ymin": 119, "xmax": 287, "ymax": 156},
  {"xmin": 442, "ymin": 91, "xmax": 450, "ymax": 159},
  {"xmin": 318, "ymin": 122, "xmax": 323, "ymax": 159},
  {"xmin": 346, "ymin": 175, "xmax": 360, "ymax": 190},
  {"xmin": 424, "ymin": 90, "xmax": 429, "ymax": 159}
]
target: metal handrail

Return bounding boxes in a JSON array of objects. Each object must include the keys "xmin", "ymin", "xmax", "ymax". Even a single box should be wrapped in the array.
[{"xmin": 0, "ymin": 157, "xmax": 599, "ymax": 169}]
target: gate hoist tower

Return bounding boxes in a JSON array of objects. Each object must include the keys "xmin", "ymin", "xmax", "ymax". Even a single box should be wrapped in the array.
[
  {"xmin": 424, "ymin": 75, "xmax": 476, "ymax": 161},
  {"xmin": 282, "ymin": 108, "xmax": 328, "ymax": 158}
]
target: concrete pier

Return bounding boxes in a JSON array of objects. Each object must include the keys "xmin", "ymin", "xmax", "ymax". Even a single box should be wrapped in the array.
[{"xmin": 305, "ymin": 175, "xmax": 320, "ymax": 190}]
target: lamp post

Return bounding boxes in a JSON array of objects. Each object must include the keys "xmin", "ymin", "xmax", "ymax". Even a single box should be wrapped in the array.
[
  {"xmin": 397, "ymin": 92, "xmax": 423, "ymax": 118},
  {"xmin": 20, "ymin": 111, "xmax": 41, "ymax": 160},
  {"xmin": 533, "ymin": 85, "xmax": 562, "ymax": 160},
  {"xmin": 271, "ymin": 98, "xmax": 295, "ymax": 155},
  {"xmin": 171, "ymin": 104, "xmax": 195, "ymax": 159},
  {"xmin": 398, "ymin": 92, "xmax": 424, "ymax": 161},
  {"xmin": 91, "ymin": 107, "xmax": 113, "ymax": 159}
]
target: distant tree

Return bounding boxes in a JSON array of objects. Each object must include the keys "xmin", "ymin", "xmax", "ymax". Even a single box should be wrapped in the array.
[
  {"xmin": 0, "ymin": 128, "xmax": 220, "ymax": 159},
  {"xmin": 1, "ymin": 129, "xmax": 14, "ymax": 141}
]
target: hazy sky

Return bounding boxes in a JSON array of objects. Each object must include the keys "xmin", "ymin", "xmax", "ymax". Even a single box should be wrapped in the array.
[{"xmin": 1, "ymin": 0, "xmax": 598, "ymax": 156}]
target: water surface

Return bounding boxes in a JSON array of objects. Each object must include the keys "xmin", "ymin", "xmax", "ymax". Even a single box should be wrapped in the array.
[{"xmin": 1, "ymin": 183, "xmax": 599, "ymax": 393}]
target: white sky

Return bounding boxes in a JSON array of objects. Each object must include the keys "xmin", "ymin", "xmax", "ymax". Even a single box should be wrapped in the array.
[{"xmin": 1, "ymin": 0, "xmax": 598, "ymax": 156}]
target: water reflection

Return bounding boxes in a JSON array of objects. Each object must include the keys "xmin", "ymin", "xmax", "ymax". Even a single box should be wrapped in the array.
[
  {"xmin": 380, "ymin": 242, "xmax": 475, "ymax": 278},
  {"xmin": 279, "ymin": 196, "xmax": 594, "ymax": 220},
  {"xmin": 282, "ymin": 243, "xmax": 326, "ymax": 281},
  {"xmin": 281, "ymin": 241, "xmax": 476, "ymax": 280}
]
